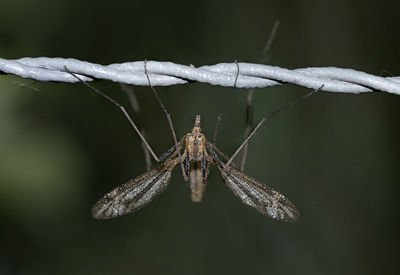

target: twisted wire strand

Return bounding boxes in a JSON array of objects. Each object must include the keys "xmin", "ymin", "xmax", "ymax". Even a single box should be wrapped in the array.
[{"xmin": 1, "ymin": 57, "xmax": 399, "ymax": 95}]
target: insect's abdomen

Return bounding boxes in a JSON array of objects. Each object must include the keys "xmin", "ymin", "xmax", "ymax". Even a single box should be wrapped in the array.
[{"xmin": 190, "ymin": 162, "xmax": 206, "ymax": 202}]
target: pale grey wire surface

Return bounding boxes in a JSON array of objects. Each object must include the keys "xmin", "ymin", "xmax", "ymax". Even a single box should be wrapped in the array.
[{"xmin": 1, "ymin": 57, "xmax": 399, "ymax": 95}]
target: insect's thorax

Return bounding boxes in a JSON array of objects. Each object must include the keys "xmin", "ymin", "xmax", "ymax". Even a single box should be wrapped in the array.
[
  {"xmin": 185, "ymin": 131, "xmax": 206, "ymax": 161},
  {"xmin": 184, "ymin": 115, "xmax": 207, "ymax": 161}
]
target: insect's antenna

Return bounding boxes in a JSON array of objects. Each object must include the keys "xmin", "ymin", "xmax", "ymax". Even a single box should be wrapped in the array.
[
  {"xmin": 143, "ymin": 60, "xmax": 188, "ymax": 181},
  {"xmin": 120, "ymin": 84, "xmax": 152, "ymax": 171},
  {"xmin": 63, "ymin": 66, "xmax": 160, "ymax": 162},
  {"xmin": 226, "ymin": 85, "xmax": 323, "ymax": 167}
]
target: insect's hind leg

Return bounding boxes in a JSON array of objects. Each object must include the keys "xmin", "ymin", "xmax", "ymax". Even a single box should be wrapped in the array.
[{"xmin": 120, "ymin": 84, "xmax": 152, "ymax": 171}]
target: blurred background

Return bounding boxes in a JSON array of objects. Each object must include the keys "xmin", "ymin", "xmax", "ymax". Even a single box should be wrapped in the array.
[{"xmin": 0, "ymin": 0, "xmax": 399, "ymax": 274}]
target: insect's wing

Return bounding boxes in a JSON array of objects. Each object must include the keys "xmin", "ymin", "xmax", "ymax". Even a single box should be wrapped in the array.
[
  {"xmin": 219, "ymin": 167, "xmax": 300, "ymax": 222},
  {"xmin": 92, "ymin": 159, "xmax": 179, "ymax": 219}
]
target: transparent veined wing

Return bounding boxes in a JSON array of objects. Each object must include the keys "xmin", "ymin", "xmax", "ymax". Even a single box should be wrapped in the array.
[
  {"xmin": 219, "ymin": 167, "xmax": 300, "ymax": 222},
  {"xmin": 92, "ymin": 158, "xmax": 179, "ymax": 219}
]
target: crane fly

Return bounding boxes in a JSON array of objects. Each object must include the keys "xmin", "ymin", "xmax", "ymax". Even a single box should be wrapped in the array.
[
  {"xmin": 65, "ymin": 62, "xmax": 319, "ymax": 222},
  {"xmin": 91, "ymin": 114, "xmax": 300, "ymax": 222}
]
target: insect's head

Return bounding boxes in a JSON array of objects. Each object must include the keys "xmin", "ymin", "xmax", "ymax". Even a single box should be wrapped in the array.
[
  {"xmin": 194, "ymin": 115, "xmax": 201, "ymax": 128},
  {"xmin": 191, "ymin": 114, "xmax": 202, "ymax": 135}
]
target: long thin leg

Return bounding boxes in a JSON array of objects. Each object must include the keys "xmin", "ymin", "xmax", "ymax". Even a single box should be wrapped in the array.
[
  {"xmin": 261, "ymin": 20, "xmax": 280, "ymax": 63},
  {"xmin": 143, "ymin": 60, "xmax": 188, "ymax": 181},
  {"xmin": 240, "ymin": 89, "xmax": 254, "ymax": 171},
  {"xmin": 212, "ymin": 61, "xmax": 240, "ymax": 147},
  {"xmin": 226, "ymin": 86, "xmax": 322, "ymax": 167},
  {"xmin": 204, "ymin": 61, "xmax": 240, "ymax": 182},
  {"xmin": 11, "ymin": 79, "xmax": 40, "ymax": 92},
  {"xmin": 240, "ymin": 20, "xmax": 281, "ymax": 171},
  {"xmin": 120, "ymin": 84, "xmax": 152, "ymax": 171},
  {"xmin": 64, "ymin": 66, "xmax": 161, "ymax": 162}
]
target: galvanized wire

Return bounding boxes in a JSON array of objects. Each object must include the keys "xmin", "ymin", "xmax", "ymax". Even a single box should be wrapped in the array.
[{"xmin": 1, "ymin": 57, "xmax": 399, "ymax": 95}]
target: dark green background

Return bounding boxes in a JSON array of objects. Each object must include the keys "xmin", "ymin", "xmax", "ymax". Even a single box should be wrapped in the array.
[{"xmin": 0, "ymin": 0, "xmax": 399, "ymax": 274}]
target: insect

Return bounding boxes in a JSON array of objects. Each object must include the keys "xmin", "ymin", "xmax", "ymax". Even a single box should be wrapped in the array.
[
  {"xmin": 91, "ymin": 114, "xmax": 301, "ymax": 221},
  {"xmin": 65, "ymin": 62, "xmax": 319, "ymax": 222}
]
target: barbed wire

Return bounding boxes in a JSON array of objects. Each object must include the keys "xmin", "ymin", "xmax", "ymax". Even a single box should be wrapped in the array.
[{"xmin": 1, "ymin": 57, "xmax": 399, "ymax": 95}]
